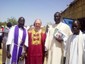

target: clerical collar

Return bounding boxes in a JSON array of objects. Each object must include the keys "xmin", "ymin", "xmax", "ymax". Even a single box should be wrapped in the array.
[{"xmin": 18, "ymin": 25, "xmax": 24, "ymax": 30}]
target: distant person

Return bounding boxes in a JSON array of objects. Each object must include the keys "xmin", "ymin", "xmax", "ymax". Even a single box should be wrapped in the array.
[
  {"xmin": 65, "ymin": 20, "xmax": 84, "ymax": 64},
  {"xmin": 45, "ymin": 12, "xmax": 72, "ymax": 64},
  {"xmin": 0, "ymin": 27, "xmax": 3, "ymax": 49},
  {"xmin": 45, "ymin": 25, "xmax": 50, "ymax": 33},
  {"xmin": 26, "ymin": 26, "xmax": 30, "ymax": 31},
  {"xmin": 0, "ymin": 26, "xmax": 4, "ymax": 49},
  {"xmin": 2, "ymin": 22, "xmax": 12, "ymax": 64},
  {"xmin": 6, "ymin": 17, "xmax": 28, "ymax": 64},
  {"xmin": 1, "ymin": 26, "xmax": 4, "ymax": 32},
  {"xmin": 27, "ymin": 19, "xmax": 46, "ymax": 64}
]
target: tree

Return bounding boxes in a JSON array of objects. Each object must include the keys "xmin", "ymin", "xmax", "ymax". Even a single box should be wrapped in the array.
[
  {"xmin": 7, "ymin": 17, "xmax": 17, "ymax": 25},
  {"xmin": 0, "ymin": 22, "xmax": 6, "ymax": 27},
  {"xmin": 0, "ymin": 22, "xmax": 2, "ymax": 26}
]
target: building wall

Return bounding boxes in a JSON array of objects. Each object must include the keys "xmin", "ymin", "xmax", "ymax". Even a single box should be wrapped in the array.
[{"xmin": 61, "ymin": 0, "xmax": 85, "ymax": 19}]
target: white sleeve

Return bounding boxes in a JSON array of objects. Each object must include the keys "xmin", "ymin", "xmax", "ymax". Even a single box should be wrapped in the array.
[
  {"xmin": 6, "ymin": 26, "xmax": 14, "ymax": 45},
  {"xmin": 83, "ymin": 34, "xmax": 85, "ymax": 51},
  {"xmin": 45, "ymin": 29, "xmax": 50, "ymax": 50},
  {"xmin": 65, "ymin": 35, "xmax": 73, "ymax": 57},
  {"xmin": 24, "ymin": 29, "xmax": 28, "ymax": 47}
]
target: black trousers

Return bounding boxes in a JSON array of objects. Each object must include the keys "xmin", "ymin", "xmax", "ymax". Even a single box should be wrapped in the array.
[{"xmin": 0, "ymin": 36, "xmax": 3, "ymax": 49}]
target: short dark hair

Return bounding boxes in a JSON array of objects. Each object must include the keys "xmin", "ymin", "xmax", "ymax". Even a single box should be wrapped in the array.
[
  {"xmin": 7, "ymin": 22, "xmax": 12, "ymax": 27},
  {"xmin": 18, "ymin": 17, "xmax": 25, "ymax": 22},
  {"xmin": 54, "ymin": 12, "xmax": 61, "ymax": 17},
  {"xmin": 72, "ymin": 19, "xmax": 81, "ymax": 29}
]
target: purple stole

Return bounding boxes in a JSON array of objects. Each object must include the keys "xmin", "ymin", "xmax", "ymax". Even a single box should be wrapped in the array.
[{"xmin": 11, "ymin": 25, "xmax": 26, "ymax": 64}]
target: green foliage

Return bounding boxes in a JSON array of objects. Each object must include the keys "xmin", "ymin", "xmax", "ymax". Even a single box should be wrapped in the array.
[
  {"xmin": 7, "ymin": 17, "xmax": 17, "ymax": 25},
  {"xmin": 0, "ymin": 22, "xmax": 2, "ymax": 26},
  {"xmin": 0, "ymin": 17, "xmax": 17, "ymax": 27},
  {"xmin": 0, "ymin": 22, "xmax": 6, "ymax": 27}
]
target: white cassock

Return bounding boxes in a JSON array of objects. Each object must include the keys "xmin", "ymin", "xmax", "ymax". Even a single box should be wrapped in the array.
[
  {"xmin": 65, "ymin": 31, "xmax": 84, "ymax": 64},
  {"xmin": 45, "ymin": 22, "xmax": 72, "ymax": 64},
  {"xmin": 6, "ymin": 25, "xmax": 28, "ymax": 64},
  {"xmin": 82, "ymin": 33, "xmax": 85, "ymax": 64}
]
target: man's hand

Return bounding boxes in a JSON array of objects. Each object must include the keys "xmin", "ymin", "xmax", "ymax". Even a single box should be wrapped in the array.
[
  {"xmin": 54, "ymin": 34, "xmax": 63, "ymax": 42},
  {"xmin": 7, "ymin": 45, "xmax": 11, "ymax": 59},
  {"xmin": 55, "ymin": 37, "xmax": 63, "ymax": 42},
  {"xmin": 54, "ymin": 33, "xmax": 63, "ymax": 42},
  {"xmin": 45, "ymin": 51, "xmax": 48, "ymax": 59},
  {"xmin": 19, "ymin": 53, "xmax": 26, "ymax": 61},
  {"xmin": 7, "ymin": 52, "xmax": 11, "ymax": 59}
]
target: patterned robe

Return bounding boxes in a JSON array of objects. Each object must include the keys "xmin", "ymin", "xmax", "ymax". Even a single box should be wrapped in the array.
[{"xmin": 27, "ymin": 28, "xmax": 46, "ymax": 64}]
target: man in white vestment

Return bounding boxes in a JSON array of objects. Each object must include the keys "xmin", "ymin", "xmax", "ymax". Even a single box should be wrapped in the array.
[
  {"xmin": 45, "ymin": 12, "xmax": 72, "ymax": 64},
  {"xmin": 65, "ymin": 20, "xmax": 84, "ymax": 64},
  {"xmin": 6, "ymin": 17, "xmax": 28, "ymax": 64},
  {"xmin": 83, "ymin": 33, "xmax": 85, "ymax": 64}
]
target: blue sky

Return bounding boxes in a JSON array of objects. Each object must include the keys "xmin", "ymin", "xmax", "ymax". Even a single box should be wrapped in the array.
[{"xmin": 0, "ymin": 0, "xmax": 73, "ymax": 26}]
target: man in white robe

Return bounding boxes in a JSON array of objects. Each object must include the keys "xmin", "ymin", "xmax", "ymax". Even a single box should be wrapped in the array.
[
  {"xmin": 65, "ymin": 20, "xmax": 84, "ymax": 64},
  {"xmin": 6, "ymin": 17, "xmax": 28, "ymax": 64},
  {"xmin": 45, "ymin": 12, "xmax": 72, "ymax": 64},
  {"xmin": 83, "ymin": 33, "xmax": 85, "ymax": 64}
]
